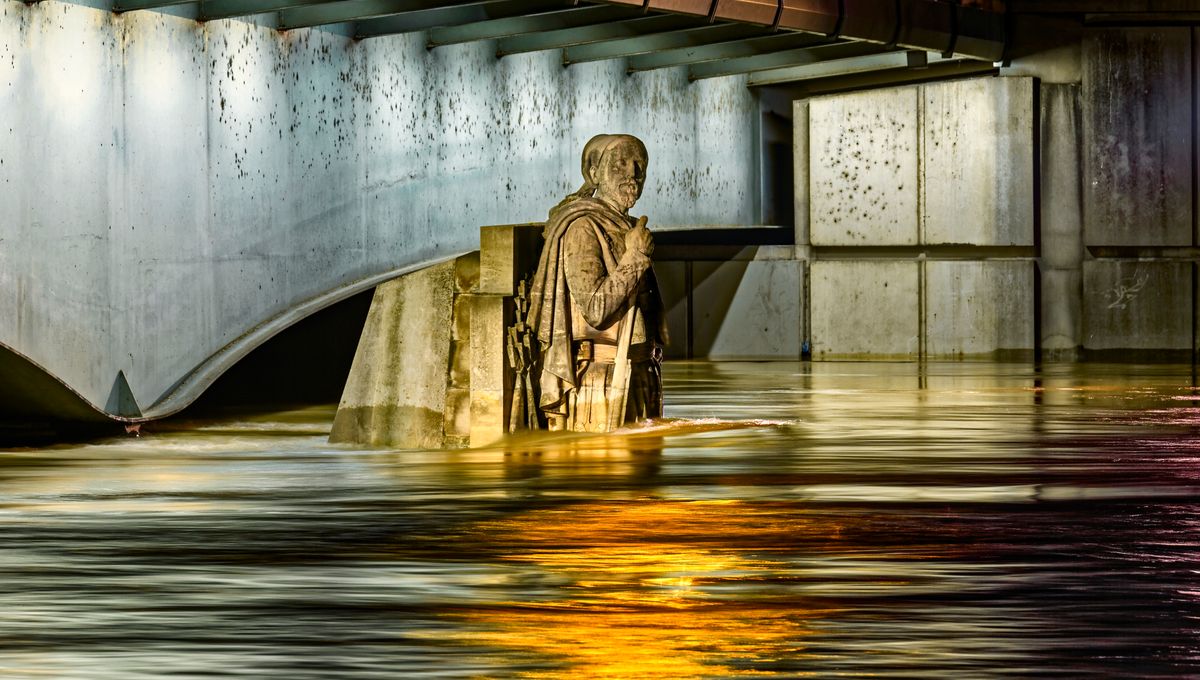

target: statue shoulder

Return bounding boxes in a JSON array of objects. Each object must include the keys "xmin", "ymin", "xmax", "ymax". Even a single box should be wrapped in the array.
[{"xmin": 562, "ymin": 214, "xmax": 605, "ymax": 252}]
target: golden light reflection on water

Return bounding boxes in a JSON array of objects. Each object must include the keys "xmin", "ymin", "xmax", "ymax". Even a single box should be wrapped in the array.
[{"xmin": 446, "ymin": 498, "xmax": 845, "ymax": 678}]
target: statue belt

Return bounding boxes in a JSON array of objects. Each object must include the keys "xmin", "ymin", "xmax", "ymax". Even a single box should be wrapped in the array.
[{"xmin": 574, "ymin": 340, "xmax": 654, "ymax": 363}]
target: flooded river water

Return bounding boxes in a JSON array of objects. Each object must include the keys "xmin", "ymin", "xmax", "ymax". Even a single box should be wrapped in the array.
[{"xmin": 3, "ymin": 361, "xmax": 1200, "ymax": 678}]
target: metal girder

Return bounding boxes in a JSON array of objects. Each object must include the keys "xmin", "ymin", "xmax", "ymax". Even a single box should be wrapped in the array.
[
  {"xmin": 626, "ymin": 30, "xmax": 830, "ymax": 72},
  {"xmin": 279, "ymin": 0, "xmax": 482, "ymax": 30},
  {"xmin": 355, "ymin": 0, "xmax": 572, "ymax": 37},
  {"xmin": 200, "ymin": 0, "xmax": 337, "ymax": 21},
  {"xmin": 426, "ymin": 5, "xmax": 641, "ymax": 47},
  {"xmin": 749, "ymin": 52, "xmax": 997, "ymax": 89},
  {"xmin": 747, "ymin": 49, "xmax": 923, "ymax": 86},
  {"xmin": 1084, "ymin": 12, "xmax": 1200, "ymax": 25},
  {"xmin": 688, "ymin": 39, "xmax": 888, "ymax": 80},
  {"xmin": 562, "ymin": 22, "xmax": 772, "ymax": 65},
  {"xmin": 114, "ymin": 0, "xmax": 190, "ymax": 12},
  {"xmin": 496, "ymin": 14, "xmax": 708, "ymax": 56},
  {"xmin": 594, "ymin": 0, "xmax": 1006, "ymax": 62},
  {"xmin": 1009, "ymin": 0, "xmax": 1197, "ymax": 11}
]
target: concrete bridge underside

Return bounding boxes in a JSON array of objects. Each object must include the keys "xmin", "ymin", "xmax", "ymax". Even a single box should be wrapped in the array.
[
  {"xmin": 2, "ymin": 0, "xmax": 1196, "ymax": 425},
  {"xmin": 0, "ymin": 0, "xmax": 1010, "ymax": 423}
]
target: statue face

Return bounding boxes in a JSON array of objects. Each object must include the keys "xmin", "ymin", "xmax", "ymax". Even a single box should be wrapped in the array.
[{"xmin": 591, "ymin": 139, "xmax": 648, "ymax": 213}]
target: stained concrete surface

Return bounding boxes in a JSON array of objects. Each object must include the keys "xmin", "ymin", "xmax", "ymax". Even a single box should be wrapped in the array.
[
  {"xmin": 1038, "ymin": 82, "xmax": 1084, "ymax": 357},
  {"xmin": 1082, "ymin": 28, "xmax": 1192, "ymax": 248},
  {"xmin": 1082, "ymin": 260, "xmax": 1192, "ymax": 353},
  {"xmin": 329, "ymin": 259, "xmax": 457, "ymax": 448},
  {"xmin": 810, "ymin": 260, "xmax": 920, "ymax": 359},
  {"xmin": 799, "ymin": 77, "xmax": 1039, "ymax": 360},
  {"xmin": 808, "ymin": 87, "xmax": 919, "ymax": 246},
  {"xmin": 693, "ymin": 252, "xmax": 802, "ymax": 360},
  {"xmin": 925, "ymin": 261, "xmax": 1034, "ymax": 359},
  {"xmin": 921, "ymin": 78, "xmax": 1034, "ymax": 246}
]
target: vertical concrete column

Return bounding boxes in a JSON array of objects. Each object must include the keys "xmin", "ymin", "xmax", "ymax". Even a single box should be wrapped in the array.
[
  {"xmin": 1039, "ymin": 83, "xmax": 1084, "ymax": 359},
  {"xmin": 443, "ymin": 254, "xmax": 480, "ymax": 448},
  {"xmin": 793, "ymin": 99, "xmax": 811, "ymax": 351},
  {"xmin": 468, "ymin": 294, "xmax": 511, "ymax": 447}
]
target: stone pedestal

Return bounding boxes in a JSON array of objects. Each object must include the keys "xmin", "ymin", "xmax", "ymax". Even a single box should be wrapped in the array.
[
  {"xmin": 330, "ymin": 224, "xmax": 541, "ymax": 449},
  {"xmin": 328, "ymin": 254, "xmax": 478, "ymax": 449}
]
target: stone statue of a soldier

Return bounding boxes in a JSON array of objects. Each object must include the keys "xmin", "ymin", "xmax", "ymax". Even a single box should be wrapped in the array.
[{"xmin": 526, "ymin": 134, "xmax": 667, "ymax": 432}]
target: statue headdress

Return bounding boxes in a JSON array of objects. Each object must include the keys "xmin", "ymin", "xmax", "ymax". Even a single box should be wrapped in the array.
[{"xmin": 551, "ymin": 134, "xmax": 647, "ymax": 215}]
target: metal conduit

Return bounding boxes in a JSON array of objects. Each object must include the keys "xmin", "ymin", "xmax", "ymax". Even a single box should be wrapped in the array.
[{"xmin": 600, "ymin": 0, "xmax": 1005, "ymax": 61}]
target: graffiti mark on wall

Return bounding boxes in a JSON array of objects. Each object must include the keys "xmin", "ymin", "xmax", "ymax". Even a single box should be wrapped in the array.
[{"xmin": 1107, "ymin": 272, "xmax": 1149, "ymax": 310}]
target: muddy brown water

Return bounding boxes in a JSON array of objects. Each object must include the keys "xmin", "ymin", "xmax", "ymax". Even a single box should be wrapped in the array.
[{"xmin": 2, "ymin": 361, "xmax": 1200, "ymax": 678}]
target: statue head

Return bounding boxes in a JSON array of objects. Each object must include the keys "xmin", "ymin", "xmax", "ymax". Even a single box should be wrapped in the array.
[
  {"xmin": 582, "ymin": 134, "xmax": 648, "ymax": 214},
  {"xmin": 553, "ymin": 134, "xmax": 648, "ymax": 216}
]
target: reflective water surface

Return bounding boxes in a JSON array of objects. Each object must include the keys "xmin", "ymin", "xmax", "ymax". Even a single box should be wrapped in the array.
[{"xmin": 3, "ymin": 362, "xmax": 1200, "ymax": 678}]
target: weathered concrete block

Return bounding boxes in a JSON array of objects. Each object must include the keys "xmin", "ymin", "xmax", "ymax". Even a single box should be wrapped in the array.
[
  {"xmin": 449, "ymin": 294, "xmax": 472, "ymax": 388},
  {"xmin": 455, "ymin": 251, "xmax": 480, "ymax": 293},
  {"xmin": 694, "ymin": 254, "xmax": 802, "ymax": 360},
  {"xmin": 1082, "ymin": 260, "xmax": 1192, "ymax": 350},
  {"xmin": 653, "ymin": 261, "xmax": 689, "ymax": 360},
  {"xmin": 809, "ymin": 87, "xmax": 919, "ymax": 246},
  {"xmin": 330, "ymin": 260, "xmax": 456, "ymax": 448},
  {"xmin": 468, "ymin": 294, "xmax": 511, "ymax": 447},
  {"xmin": 921, "ymin": 78, "xmax": 1035, "ymax": 246},
  {"xmin": 1082, "ymin": 28, "xmax": 1192, "ymax": 246},
  {"xmin": 926, "ymin": 261, "xmax": 1035, "ymax": 358},
  {"xmin": 443, "ymin": 386, "xmax": 471, "ymax": 448},
  {"xmin": 479, "ymin": 224, "xmax": 544, "ymax": 295},
  {"xmin": 810, "ymin": 260, "xmax": 919, "ymax": 359}
]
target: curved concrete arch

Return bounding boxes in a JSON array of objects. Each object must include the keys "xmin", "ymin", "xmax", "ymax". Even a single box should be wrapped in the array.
[
  {"xmin": 140, "ymin": 255, "xmax": 467, "ymax": 421},
  {"xmin": 0, "ymin": 256, "xmax": 460, "ymax": 422}
]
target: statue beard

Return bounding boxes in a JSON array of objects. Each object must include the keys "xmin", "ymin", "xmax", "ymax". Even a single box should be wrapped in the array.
[{"xmin": 610, "ymin": 180, "xmax": 641, "ymax": 212}]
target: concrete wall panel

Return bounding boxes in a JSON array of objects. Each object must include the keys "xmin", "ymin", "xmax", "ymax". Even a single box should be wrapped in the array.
[
  {"xmin": 652, "ymin": 261, "xmax": 689, "ymax": 360},
  {"xmin": 926, "ymin": 261, "xmax": 1035, "ymax": 357},
  {"xmin": 809, "ymin": 88, "xmax": 919, "ymax": 246},
  {"xmin": 1082, "ymin": 260, "xmax": 1192, "ymax": 350},
  {"xmin": 694, "ymin": 251, "xmax": 801, "ymax": 360},
  {"xmin": 1083, "ymin": 28, "xmax": 1192, "ymax": 247},
  {"xmin": 810, "ymin": 260, "xmax": 919, "ymax": 359},
  {"xmin": 0, "ymin": 0, "xmax": 760, "ymax": 418},
  {"xmin": 118, "ymin": 12, "xmax": 213, "ymax": 409},
  {"xmin": 922, "ymin": 78, "xmax": 1035, "ymax": 246},
  {"xmin": 0, "ymin": 4, "xmax": 120, "ymax": 406}
]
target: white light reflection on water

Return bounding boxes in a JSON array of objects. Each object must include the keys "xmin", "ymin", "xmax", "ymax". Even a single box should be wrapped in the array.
[{"xmin": 2, "ymin": 362, "xmax": 1200, "ymax": 678}]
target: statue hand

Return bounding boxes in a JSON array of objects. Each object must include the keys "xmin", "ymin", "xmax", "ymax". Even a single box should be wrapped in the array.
[{"xmin": 625, "ymin": 216, "xmax": 654, "ymax": 258}]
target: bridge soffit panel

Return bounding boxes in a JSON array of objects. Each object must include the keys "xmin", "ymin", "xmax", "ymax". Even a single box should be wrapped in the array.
[{"xmin": 98, "ymin": 0, "xmax": 1008, "ymax": 80}]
